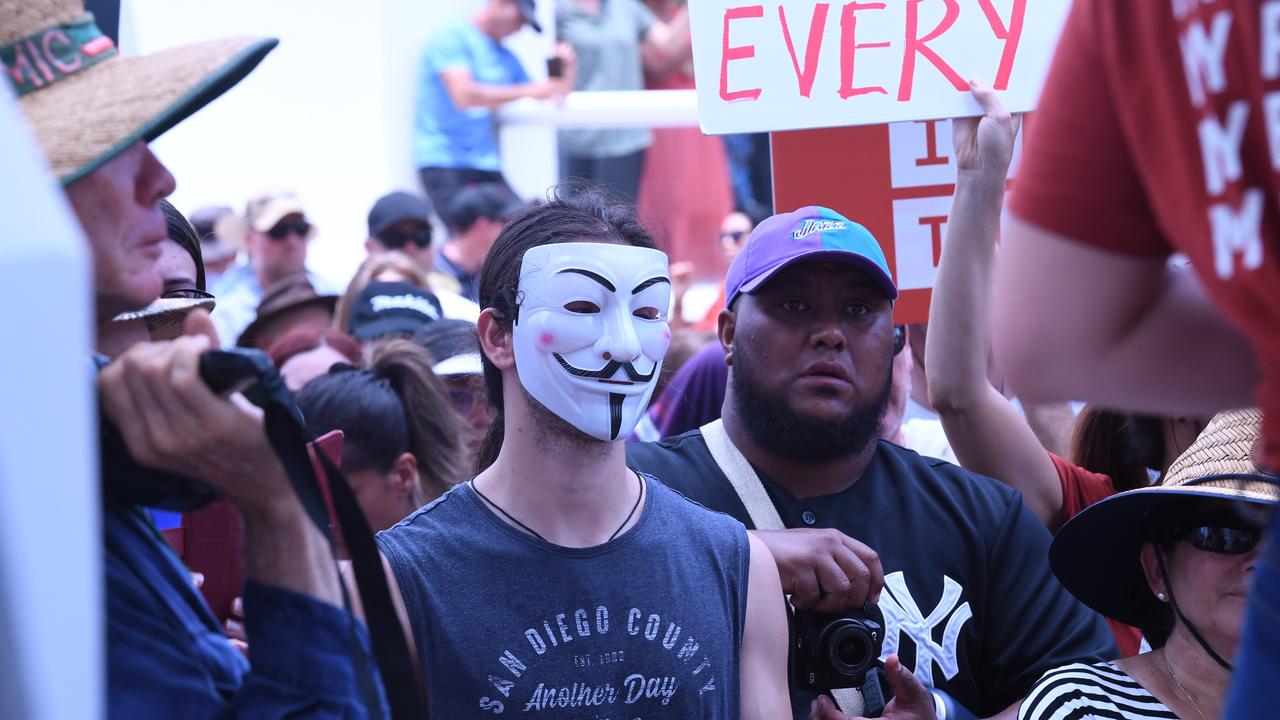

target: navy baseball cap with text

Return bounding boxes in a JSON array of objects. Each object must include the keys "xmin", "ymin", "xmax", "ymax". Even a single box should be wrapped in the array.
[
  {"xmin": 725, "ymin": 206, "xmax": 898, "ymax": 308},
  {"xmin": 348, "ymin": 281, "xmax": 443, "ymax": 341}
]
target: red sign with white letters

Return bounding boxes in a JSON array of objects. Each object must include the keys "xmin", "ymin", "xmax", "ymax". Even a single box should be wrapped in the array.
[{"xmin": 771, "ymin": 118, "xmax": 1021, "ymax": 323}]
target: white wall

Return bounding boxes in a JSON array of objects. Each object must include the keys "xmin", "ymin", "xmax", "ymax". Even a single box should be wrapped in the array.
[
  {"xmin": 124, "ymin": 0, "xmax": 557, "ymax": 288},
  {"xmin": 0, "ymin": 84, "xmax": 100, "ymax": 720}
]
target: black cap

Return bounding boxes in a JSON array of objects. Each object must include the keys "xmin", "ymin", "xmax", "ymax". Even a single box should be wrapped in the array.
[
  {"xmin": 447, "ymin": 182, "xmax": 526, "ymax": 233},
  {"xmin": 367, "ymin": 191, "xmax": 434, "ymax": 238},
  {"xmin": 516, "ymin": 0, "xmax": 543, "ymax": 32},
  {"xmin": 348, "ymin": 281, "xmax": 443, "ymax": 341}
]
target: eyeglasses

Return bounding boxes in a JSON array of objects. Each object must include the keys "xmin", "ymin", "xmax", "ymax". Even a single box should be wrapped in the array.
[
  {"xmin": 266, "ymin": 218, "xmax": 312, "ymax": 240},
  {"xmin": 161, "ymin": 287, "xmax": 214, "ymax": 300},
  {"xmin": 1170, "ymin": 524, "xmax": 1263, "ymax": 554},
  {"xmin": 378, "ymin": 226, "xmax": 432, "ymax": 250},
  {"xmin": 893, "ymin": 325, "xmax": 906, "ymax": 356},
  {"xmin": 719, "ymin": 230, "xmax": 747, "ymax": 243}
]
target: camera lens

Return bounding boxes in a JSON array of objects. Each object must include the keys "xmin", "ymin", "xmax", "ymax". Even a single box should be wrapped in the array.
[
  {"xmin": 820, "ymin": 619, "xmax": 875, "ymax": 677},
  {"xmin": 836, "ymin": 635, "xmax": 871, "ymax": 668}
]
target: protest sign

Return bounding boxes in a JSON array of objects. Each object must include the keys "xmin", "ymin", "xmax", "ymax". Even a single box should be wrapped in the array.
[
  {"xmin": 771, "ymin": 118, "xmax": 1023, "ymax": 324},
  {"xmin": 689, "ymin": 0, "xmax": 1067, "ymax": 134}
]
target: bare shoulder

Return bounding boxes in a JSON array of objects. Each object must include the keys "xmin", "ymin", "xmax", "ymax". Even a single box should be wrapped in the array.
[{"xmin": 740, "ymin": 533, "xmax": 790, "ymax": 719}]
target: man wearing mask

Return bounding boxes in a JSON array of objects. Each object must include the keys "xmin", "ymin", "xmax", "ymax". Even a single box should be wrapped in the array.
[{"xmin": 375, "ymin": 189, "xmax": 815, "ymax": 718}]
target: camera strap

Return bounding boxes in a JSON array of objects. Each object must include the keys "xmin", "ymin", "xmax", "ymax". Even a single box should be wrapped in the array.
[
  {"xmin": 700, "ymin": 419, "xmax": 786, "ymax": 531},
  {"xmin": 700, "ymin": 419, "xmax": 867, "ymax": 716},
  {"xmin": 247, "ymin": 363, "xmax": 428, "ymax": 719}
]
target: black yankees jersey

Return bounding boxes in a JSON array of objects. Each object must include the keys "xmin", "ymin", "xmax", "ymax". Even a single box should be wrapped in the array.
[{"xmin": 627, "ymin": 432, "xmax": 1116, "ymax": 719}]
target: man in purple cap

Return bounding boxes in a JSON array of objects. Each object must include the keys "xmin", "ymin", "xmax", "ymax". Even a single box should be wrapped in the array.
[{"xmin": 629, "ymin": 197, "xmax": 1114, "ymax": 715}]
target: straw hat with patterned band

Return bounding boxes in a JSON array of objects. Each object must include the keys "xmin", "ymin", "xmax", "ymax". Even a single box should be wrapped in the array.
[
  {"xmin": 1051, "ymin": 408, "xmax": 1279, "ymax": 637},
  {"xmin": 2, "ymin": 0, "xmax": 277, "ymax": 185}
]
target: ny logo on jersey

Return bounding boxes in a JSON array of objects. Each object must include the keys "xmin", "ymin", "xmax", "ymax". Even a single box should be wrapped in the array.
[{"xmin": 878, "ymin": 572, "xmax": 973, "ymax": 688}]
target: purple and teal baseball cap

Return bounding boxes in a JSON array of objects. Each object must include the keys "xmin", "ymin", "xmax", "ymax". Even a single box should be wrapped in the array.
[{"xmin": 725, "ymin": 206, "xmax": 897, "ymax": 308}]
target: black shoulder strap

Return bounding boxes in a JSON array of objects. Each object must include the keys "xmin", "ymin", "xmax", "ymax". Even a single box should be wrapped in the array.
[
  {"xmin": 221, "ymin": 351, "xmax": 428, "ymax": 719},
  {"xmin": 199, "ymin": 351, "xmax": 427, "ymax": 712},
  {"xmin": 316, "ymin": 447, "xmax": 430, "ymax": 717}
]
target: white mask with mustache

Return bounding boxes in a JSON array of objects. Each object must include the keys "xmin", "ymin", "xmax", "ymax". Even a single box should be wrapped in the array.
[{"xmin": 512, "ymin": 242, "xmax": 671, "ymax": 441}]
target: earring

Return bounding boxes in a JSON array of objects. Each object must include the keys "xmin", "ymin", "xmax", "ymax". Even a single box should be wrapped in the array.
[{"xmin": 1157, "ymin": 592, "xmax": 1168, "ymax": 602}]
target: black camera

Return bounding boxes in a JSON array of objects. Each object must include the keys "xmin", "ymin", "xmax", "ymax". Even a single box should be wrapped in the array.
[{"xmin": 794, "ymin": 604, "xmax": 886, "ymax": 690}]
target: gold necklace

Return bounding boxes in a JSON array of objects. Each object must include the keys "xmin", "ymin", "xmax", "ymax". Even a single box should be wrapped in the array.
[{"xmin": 1162, "ymin": 652, "xmax": 1208, "ymax": 720}]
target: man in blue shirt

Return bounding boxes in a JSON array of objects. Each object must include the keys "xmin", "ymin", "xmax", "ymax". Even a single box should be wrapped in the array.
[
  {"xmin": 3, "ymin": 2, "xmax": 384, "ymax": 716},
  {"xmin": 416, "ymin": 0, "xmax": 573, "ymax": 229}
]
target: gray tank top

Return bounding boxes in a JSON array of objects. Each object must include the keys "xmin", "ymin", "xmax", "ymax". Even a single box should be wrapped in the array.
[{"xmin": 377, "ymin": 475, "xmax": 749, "ymax": 718}]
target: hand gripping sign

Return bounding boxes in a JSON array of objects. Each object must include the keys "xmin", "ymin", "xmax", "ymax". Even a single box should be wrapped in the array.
[{"xmin": 689, "ymin": 0, "xmax": 1069, "ymax": 133}]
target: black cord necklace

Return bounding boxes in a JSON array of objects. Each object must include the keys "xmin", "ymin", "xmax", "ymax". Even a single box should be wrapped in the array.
[
  {"xmin": 472, "ymin": 471, "xmax": 645, "ymax": 543},
  {"xmin": 1155, "ymin": 546, "xmax": 1235, "ymax": 671}
]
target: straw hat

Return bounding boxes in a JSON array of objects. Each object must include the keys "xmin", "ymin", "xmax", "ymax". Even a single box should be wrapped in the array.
[
  {"xmin": 1051, "ymin": 409, "xmax": 1280, "ymax": 627},
  {"xmin": 114, "ymin": 296, "xmax": 216, "ymax": 327},
  {"xmin": 4, "ymin": 0, "xmax": 276, "ymax": 184}
]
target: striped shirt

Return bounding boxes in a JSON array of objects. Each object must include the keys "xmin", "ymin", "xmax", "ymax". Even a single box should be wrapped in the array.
[{"xmin": 1019, "ymin": 661, "xmax": 1178, "ymax": 720}]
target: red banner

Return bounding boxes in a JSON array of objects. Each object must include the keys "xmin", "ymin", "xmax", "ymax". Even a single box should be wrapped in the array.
[{"xmin": 771, "ymin": 117, "xmax": 1021, "ymax": 323}]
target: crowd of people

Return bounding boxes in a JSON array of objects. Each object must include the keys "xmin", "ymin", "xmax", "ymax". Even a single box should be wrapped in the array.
[{"xmin": 7, "ymin": 0, "xmax": 1280, "ymax": 718}]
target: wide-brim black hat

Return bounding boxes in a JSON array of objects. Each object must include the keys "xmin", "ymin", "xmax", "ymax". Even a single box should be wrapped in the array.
[{"xmin": 1050, "ymin": 408, "xmax": 1279, "ymax": 628}]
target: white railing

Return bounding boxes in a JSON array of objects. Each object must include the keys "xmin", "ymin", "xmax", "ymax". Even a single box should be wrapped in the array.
[{"xmin": 497, "ymin": 89, "xmax": 701, "ymax": 129}]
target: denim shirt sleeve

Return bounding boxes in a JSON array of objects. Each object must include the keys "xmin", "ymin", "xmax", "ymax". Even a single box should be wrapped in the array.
[
  {"xmin": 235, "ymin": 581, "xmax": 388, "ymax": 718},
  {"xmin": 105, "ymin": 502, "xmax": 388, "ymax": 719}
]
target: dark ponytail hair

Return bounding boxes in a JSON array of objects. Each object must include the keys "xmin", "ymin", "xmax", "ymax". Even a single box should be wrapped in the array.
[
  {"xmin": 1070, "ymin": 408, "xmax": 1167, "ymax": 493},
  {"xmin": 475, "ymin": 183, "xmax": 658, "ymax": 471},
  {"xmin": 296, "ymin": 338, "xmax": 466, "ymax": 501},
  {"xmin": 159, "ymin": 199, "xmax": 206, "ymax": 291}
]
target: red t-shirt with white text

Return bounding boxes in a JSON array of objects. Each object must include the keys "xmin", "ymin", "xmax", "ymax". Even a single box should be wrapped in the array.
[{"xmin": 1011, "ymin": 0, "xmax": 1280, "ymax": 466}]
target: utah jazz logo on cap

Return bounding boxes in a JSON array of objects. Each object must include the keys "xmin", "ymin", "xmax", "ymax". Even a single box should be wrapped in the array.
[{"xmin": 791, "ymin": 218, "xmax": 847, "ymax": 240}]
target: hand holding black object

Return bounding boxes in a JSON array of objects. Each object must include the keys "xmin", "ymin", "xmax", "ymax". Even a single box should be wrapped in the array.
[
  {"xmin": 98, "ymin": 310, "xmax": 291, "ymax": 514},
  {"xmin": 809, "ymin": 657, "xmax": 937, "ymax": 720}
]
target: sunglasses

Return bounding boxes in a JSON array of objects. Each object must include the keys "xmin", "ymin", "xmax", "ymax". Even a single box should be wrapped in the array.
[
  {"xmin": 719, "ymin": 230, "xmax": 747, "ymax": 243},
  {"xmin": 378, "ymin": 226, "xmax": 433, "ymax": 250},
  {"xmin": 893, "ymin": 325, "xmax": 906, "ymax": 356},
  {"xmin": 266, "ymin": 218, "xmax": 312, "ymax": 240},
  {"xmin": 1170, "ymin": 523, "xmax": 1263, "ymax": 554}
]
